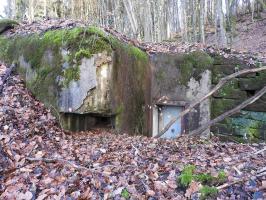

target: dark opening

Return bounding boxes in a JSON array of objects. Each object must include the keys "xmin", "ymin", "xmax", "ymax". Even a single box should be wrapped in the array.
[
  {"xmin": 246, "ymin": 90, "xmax": 256, "ymax": 97},
  {"xmin": 61, "ymin": 113, "xmax": 114, "ymax": 132}
]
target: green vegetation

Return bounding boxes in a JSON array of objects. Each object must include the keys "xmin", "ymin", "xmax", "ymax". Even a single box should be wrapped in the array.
[
  {"xmin": 121, "ymin": 188, "xmax": 130, "ymax": 199},
  {"xmin": 109, "ymin": 36, "xmax": 148, "ymax": 62},
  {"xmin": 178, "ymin": 164, "xmax": 196, "ymax": 187},
  {"xmin": 200, "ymin": 186, "xmax": 218, "ymax": 200},
  {"xmin": 63, "ymin": 66, "xmax": 80, "ymax": 87},
  {"xmin": 179, "ymin": 51, "xmax": 213, "ymax": 85},
  {"xmin": 0, "ymin": 26, "xmax": 115, "ymax": 110},
  {"xmin": 178, "ymin": 165, "xmax": 227, "ymax": 199},
  {"xmin": 74, "ymin": 49, "xmax": 91, "ymax": 63},
  {"xmin": 0, "ymin": 25, "xmax": 149, "ymax": 134},
  {"xmin": 211, "ymin": 99, "xmax": 238, "ymax": 118}
]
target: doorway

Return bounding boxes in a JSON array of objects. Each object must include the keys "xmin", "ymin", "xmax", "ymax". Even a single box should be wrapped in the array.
[{"xmin": 153, "ymin": 104, "xmax": 184, "ymax": 139}]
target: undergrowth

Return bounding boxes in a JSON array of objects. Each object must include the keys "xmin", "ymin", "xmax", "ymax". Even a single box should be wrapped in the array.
[{"xmin": 178, "ymin": 164, "xmax": 227, "ymax": 199}]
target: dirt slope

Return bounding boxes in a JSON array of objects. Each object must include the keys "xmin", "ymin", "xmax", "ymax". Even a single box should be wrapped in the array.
[{"xmin": 205, "ymin": 12, "xmax": 266, "ymax": 58}]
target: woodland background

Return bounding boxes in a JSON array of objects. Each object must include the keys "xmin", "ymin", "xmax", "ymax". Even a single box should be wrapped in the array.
[{"xmin": 2, "ymin": 0, "xmax": 266, "ymax": 46}]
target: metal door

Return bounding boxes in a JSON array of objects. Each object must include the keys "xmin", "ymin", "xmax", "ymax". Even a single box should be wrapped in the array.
[{"xmin": 159, "ymin": 106, "xmax": 182, "ymax": 139}]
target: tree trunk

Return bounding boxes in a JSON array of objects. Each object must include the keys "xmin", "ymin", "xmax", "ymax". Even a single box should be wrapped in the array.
[
  {"xmin": 215, "ymin": 0, "xmax": 227, "ymax": 47},
  {"xmin": 200, "ymin": 0, "xmax": 205, "ymax": 43}
]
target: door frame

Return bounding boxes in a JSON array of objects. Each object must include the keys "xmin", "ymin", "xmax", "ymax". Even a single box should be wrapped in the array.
[{"xmin": 152, "ymin": 100, "xmax": 188, "ymax": 138}]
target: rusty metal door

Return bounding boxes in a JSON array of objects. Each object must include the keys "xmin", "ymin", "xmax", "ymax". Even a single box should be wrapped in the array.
[{"xmin": 159, "ymin": 106, "xmax": 182, "ymax": 139}]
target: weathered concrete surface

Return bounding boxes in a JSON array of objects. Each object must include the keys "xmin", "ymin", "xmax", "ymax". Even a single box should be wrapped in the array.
[
  {"xmin": 150, "ymin": 52, "xmax": 213, "ymax": 136},
  {"xmin": 59, "ymin": 52, "xmax": 112, "ymax": 114},
  {"xmin": 0, "ymin": 24, "xmax": 266, "ymax": 140},
  {"xmin": 0, "ymin": 27, "xmax": 150, "ymax": 134}
]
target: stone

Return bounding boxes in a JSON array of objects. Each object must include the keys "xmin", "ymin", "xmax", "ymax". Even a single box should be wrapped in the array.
[
  {"xmin": 212, "ymin": 80, "xmax": 247, "ymax": 99},
  {"xmin": 211, "ymin": 99, "xmax": 240, "ymax": 118},
  {"xmin": 210, "ymin": 123, "xmax": 232, "ymax": 135},
  {"xmin": 212, "ymin": 65, "xmax": 235, "ymax": 75},
  {"xmin": 239, "ymin": 72, "xmax": 266, "ymax": 91},
  {"xmin": 245, "ymin": 100, "xmax": 266, "ymax": 112}
]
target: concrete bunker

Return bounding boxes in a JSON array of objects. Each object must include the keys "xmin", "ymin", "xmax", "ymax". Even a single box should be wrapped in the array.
[{"xmin": 0, "ymin": 26, "xmax": 266, "ymax": 141}]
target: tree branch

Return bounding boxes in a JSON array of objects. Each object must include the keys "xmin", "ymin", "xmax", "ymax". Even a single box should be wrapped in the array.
[
  {"xmin": 154, "ymin": 66, "xmax": 266, "ymax": 138},
  {"xmin": 190, "ymin": 85, "xmax": 266, "ymax": 135}
]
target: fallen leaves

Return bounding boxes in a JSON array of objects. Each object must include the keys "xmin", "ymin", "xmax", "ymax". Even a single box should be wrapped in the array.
[{"xmin": 0, "ymin": 63, "xmax": 266, "ymax": 199}]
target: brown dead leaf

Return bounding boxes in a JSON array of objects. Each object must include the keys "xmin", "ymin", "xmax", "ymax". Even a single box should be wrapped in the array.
[
  {"xmin": 185, "ymin": 181, "xmax": 201, "ymax": 198},
  {"xmin": 154, "ymin": 181, "xmax": 168, "ymax": 192}
]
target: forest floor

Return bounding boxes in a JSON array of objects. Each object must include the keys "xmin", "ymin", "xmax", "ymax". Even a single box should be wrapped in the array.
[
  {"xmin": 205, "ymin": 12, "xmax": 266, "ymax": 57},
  {"xmin": 0, "ymin": 64, "xmax": 266, "ymax": 199}
]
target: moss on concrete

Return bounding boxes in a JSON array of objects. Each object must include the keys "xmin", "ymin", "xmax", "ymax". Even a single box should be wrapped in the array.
[
  {"xmin": 213, "ymin": 110, "xmax": 266, "ymax": 142},
  {"xmin": 0, "ymin": 26, "xmax": 113, "ymax": 110},
  {"xmin": 213, "ymin": 80, "xmax": 247, "ymax": 99},
  {"xmin": 211, "ymin": 99, "xmax": 239, "ymax": 118},
  {"xmin": 63, "ymin": 66, "xmax": 80, "ymax": 87},
  {"xmin": 0, "ymin": 19, "xmax": 18, "ymax": 34},
  {"xmin": 179, "ymin": 51, "xmax": 213, "ymax": 85},
  {"xmin": 111, "ymin": 39, "xmax": 149, "ymax": 135}
]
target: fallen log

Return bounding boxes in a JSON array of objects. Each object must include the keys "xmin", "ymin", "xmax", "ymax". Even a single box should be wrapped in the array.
[
  {"xmin": 0, "ymin": 63, "xmax": 17, "ymax": 94},
  {"xmin": 154, "ymin": 66, "xmax": 266, "ymax": 138}
]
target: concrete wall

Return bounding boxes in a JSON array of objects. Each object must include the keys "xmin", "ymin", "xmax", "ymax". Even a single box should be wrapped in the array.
[
  {"xmin": 149, "ymin": 52, "xmax": 213, "ymax": 136},
  {"xmin": 0, "ymin": 27, "xmax": 150, "ymax": 134},
  {"xmin": 210, "ymin": 55, "xmax": 266, "ymax": 141},
  {"xmin": 149, "ymin": 51, "xmax": 266, "ymax": 141},
  {"xmin": 1, "ymin": 26, "xmax": 265, "ymax": 140}
]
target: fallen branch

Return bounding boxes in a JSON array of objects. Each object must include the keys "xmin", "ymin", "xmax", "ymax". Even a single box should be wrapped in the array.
[
  {"xmin": 190, "ymin": 85, "xmax": 266, "ymax": 135},
  {"xmin": 154, "ymin": 66, "xmax": 266, "ymax": 138},
  {"xmin": 217, "ymin": 171, "xmax": 266, "ymax": 190},
  {"xmin": 254, "ymin": 147, "xmax": 266, "ymax": 155},
  {"xmin": 0, "ymin": 63, "xmax": 17, "ymax": 94}
]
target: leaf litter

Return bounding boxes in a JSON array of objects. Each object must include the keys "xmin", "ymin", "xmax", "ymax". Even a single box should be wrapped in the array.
[{"xmin": 0, "ymin": 63, "xmax": 266, "ymax": 199}]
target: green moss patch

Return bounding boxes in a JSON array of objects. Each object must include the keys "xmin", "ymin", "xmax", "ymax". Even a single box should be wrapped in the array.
[
  {"xmin": 179, "ymin": 51, "xmax": 213, "ymax": 85},
  {"xmin": 0, "ymin": 26, "xmax": 114, "ymax": 109},
  {"xmin": 213, "ymin": 80, "xmax": 247, "ymax": 99},
  {"xmin": 200, "ymin": 186, "xmax": 218, "ymax": 200},
  {"xmin": 178, "ymin": 165, "xmax": 227, "ymax": 187},
  {"xmin": 121, "ymin": 188, "xmax": 130, "ymax": 199},
  {"xmin": 211, "ymin": 99, "xmax": 240, "ymax": 118},
  {"xmin": 178, "ymin": 165, "xmax": 226, "ymax": 199}
]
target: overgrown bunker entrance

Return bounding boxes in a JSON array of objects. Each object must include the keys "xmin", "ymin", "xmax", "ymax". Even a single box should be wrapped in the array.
[{"xmin": 61, "ymin": 113, "xmax": 115, "ymax": 132}]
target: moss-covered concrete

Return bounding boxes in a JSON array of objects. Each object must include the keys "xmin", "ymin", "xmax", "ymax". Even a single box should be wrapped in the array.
[
  {"xmin": 211, "ymin": 99, "xmax": 240, "ymax": 119},
  {"xmin": 0, "ymin": 27, "xmax": 113, "ymax": 110},
  {"xmin": 239, "ymin": 72, "xmax": 266, "ymax": 91},
  {"xmin": 209, "ymin": 54, "xmax": 266, "ymax": 141},
  {"xmin": 0, "ymin": 26, "xmax": 151, "ymax": 134},
  {"xmin": 111, "ymin": 40, "xmax": 150, "ymax": 135},
  {"xmin": 0, "ymin": 19, "xmax": 18, "ymax": 34},
  {"xmin": 213, "ymin": 79, "xmax": 247, "ymax": 99},
  {"xmin": 179, "ymin": 51, "xmax": 213, "ymax": 85}
]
